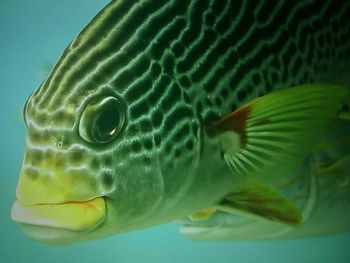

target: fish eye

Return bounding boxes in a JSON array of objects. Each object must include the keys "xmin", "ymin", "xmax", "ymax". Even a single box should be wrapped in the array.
[{"xmin": 79, "ymin": 96, "xmax": 125, "ymax": 144}]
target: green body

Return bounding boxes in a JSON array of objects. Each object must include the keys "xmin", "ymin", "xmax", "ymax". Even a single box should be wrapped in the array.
[{"xmin": 12, "ymin": 0, "xmax": 350, "ymax": 244}]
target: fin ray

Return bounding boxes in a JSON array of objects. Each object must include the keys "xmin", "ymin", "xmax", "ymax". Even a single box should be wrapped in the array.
[
  {"xmin": 209, "ymin": 84, "xmax": 349, "ymax": 180},
  {"xmin": 217, "ymin": 182, "xmax": 302, "ymax": 226}
]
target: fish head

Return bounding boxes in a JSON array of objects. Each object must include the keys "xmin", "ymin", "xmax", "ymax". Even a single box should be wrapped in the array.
[
  {"xmin": 12, "ymin": 78, "xmax": 208, "ymax": 244},
  {"xmin": 11, "ymin": 0, "xmax": 239, "ymax": 244}
]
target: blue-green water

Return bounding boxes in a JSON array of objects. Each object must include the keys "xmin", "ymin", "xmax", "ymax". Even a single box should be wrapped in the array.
[{"xmin": 1, "ymin": 1, "xmax": 349, "ymax": 262}]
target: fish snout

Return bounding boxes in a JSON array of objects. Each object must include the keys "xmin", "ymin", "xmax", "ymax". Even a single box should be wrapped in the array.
[
  {"xmin": 11, "ymin": 150, "xmax": 107, "ymax": 235},
  {"xmin": 15, "ymin": 148, "xmax": 101, "ymax": 206}
]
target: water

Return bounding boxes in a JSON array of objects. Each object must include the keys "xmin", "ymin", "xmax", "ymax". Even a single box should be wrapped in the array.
[{"xmin": 1, "ymin": 1, "xmax": 350, "ymax": 262}]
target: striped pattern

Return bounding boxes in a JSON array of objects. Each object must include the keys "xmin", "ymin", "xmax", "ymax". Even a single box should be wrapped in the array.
[{"xmin": 21, "ymin": 0, "xmax": 350, "ymax": 219}]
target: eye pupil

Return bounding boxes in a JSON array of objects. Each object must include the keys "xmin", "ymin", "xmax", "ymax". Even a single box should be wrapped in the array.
[
  {"xmin": 79, "ymin": 96, "xmax": 125, "ymax": 144},
  {"xmin": 94, "ymin": 102, "xmax": 121, "ymax": 143}
]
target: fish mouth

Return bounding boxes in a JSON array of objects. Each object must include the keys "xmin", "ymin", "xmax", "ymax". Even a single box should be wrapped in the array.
[{"xmin": 11, "ymin": 197, "xmax": 106, "ymax": 243}]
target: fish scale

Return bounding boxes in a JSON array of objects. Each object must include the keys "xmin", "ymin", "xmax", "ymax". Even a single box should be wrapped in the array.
[
  {"xmin": 32, "ymin": 0, "xmax": 350, "ymax": 110},
  {"xmin": 27, "ymin": 0, "xmax": 350, "ymax": 148},
  {"xmin": 12, "ymin": 0, "xmax": 350, "ymax": 244}
]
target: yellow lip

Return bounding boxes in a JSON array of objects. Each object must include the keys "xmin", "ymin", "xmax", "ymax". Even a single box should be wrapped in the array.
[{"xmin": 11, "ymin": 197, "xmax": 106, "ymax": 231}]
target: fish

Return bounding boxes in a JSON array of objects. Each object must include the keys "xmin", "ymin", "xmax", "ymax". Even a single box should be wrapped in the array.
[{"xmin": 11, "ymin": 0, "xmax": 350, "ymax": 244}]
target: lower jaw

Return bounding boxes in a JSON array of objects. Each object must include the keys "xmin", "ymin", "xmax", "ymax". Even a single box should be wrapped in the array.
[{"xmin": 20, "ymin": 224, "xmax": 94, "ymax": 245}]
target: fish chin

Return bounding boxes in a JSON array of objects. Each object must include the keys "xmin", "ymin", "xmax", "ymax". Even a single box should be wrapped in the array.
[{"xmin": 20, "ymin": 223, "xmax": 94, "ymax": 245}]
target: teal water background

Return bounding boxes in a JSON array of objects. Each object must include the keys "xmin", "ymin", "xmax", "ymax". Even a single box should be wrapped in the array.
[{"xmin": 1, "ymin": 1, "xmax": 350, "ymax": 262}]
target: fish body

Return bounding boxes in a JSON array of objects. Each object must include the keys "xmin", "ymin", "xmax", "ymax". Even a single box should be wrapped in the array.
[{"xmin": 11, "ymin": 0, "xmax": 350, "ymax": 244}]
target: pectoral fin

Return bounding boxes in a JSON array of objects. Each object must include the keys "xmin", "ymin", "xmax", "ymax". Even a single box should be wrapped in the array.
[
  {"xmin": 207, "ymin": 84, "xmax": 349, "ymax": 181},
  {"xmin": 217, "ymin": 182, "xmax": 302, "ymax": 226}
]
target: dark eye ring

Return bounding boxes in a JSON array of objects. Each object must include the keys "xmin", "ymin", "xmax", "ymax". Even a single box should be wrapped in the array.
[{"xmin": 79, "ymin": 96, "xmax": 125, "ymax": 144}]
